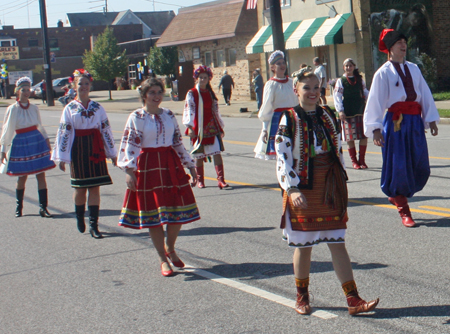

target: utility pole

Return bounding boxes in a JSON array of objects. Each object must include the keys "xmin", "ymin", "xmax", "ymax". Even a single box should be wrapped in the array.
[
  {"xmin": 38, "ymin": 0, "xmax": 54, "ymax": 106},
  {"xmin": 269, "ymin": 0, "xmax": 285, "ymax": 54}
]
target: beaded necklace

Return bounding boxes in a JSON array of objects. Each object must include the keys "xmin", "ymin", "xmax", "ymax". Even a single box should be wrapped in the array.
[
  {"xmin": 18, "ymin": 100, "xmax": 30, "ymax": 110},
  {"xmin": 346, "ymin": 76, "xmax": 357, "ymax": 86}
]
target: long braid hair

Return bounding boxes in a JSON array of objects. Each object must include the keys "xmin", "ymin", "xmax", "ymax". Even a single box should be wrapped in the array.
[{"xmin": 206, "ymin": 82, "xmax": 218, "ymax": 101}]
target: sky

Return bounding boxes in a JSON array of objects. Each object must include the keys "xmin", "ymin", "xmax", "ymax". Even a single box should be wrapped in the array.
[{"xmin": 2, "ymin": 0, "xmax": 206, "ymax": 29}]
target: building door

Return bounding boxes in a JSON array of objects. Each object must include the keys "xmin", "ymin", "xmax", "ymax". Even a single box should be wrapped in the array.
[{"xmin": 175, "ymin": 61, "xmax": 195, "ymax": 101}]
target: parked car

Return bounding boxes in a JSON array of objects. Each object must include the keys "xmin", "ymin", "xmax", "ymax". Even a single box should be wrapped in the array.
[
  {"xmin": 35, "ymin": 77, "xmax": 70, "ymax": 99},
  {"xmin": 30, "ymin": 83, "xmax": 41, "ymax": 99},
  {"xmin": 35, "ymin": 76, "xmax": 93, "ymax": 99}
]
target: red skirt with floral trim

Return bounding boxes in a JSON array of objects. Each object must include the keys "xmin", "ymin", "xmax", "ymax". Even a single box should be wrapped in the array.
[{"xmin": 119, "ymin": 146, "xmax": 200, "ymax": 229}]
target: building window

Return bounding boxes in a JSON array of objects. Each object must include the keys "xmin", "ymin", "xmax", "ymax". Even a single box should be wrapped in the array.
[
  {"xmin": 205, "ymin": 51, "xmax": 212, "ymax": 67},
  {"xmin": 265, "ymin": 0, "xmax": 290, "ymax": 9},
  {"xmin": 0, "ymin": 41, "xmax": 11, "ymax": 47},
  {"xmin": 228, "ymin": 49, "xmax": 237, "ymax": 66},
  {"xmin": 216, "ymin": 50, "xmax": 225, "ymax": 67},
  {"xmin": 178, "ymin": 50, "xmax": 186, "ymax": 62},
  {"xmin": 192, "ymin": 47, "xmax": 200, "ymax": 59},
  {"xmin": 28, "ymin": 39, "xmax": 39, "ymax": 47},
  {"xmin": 49, "ymin": 38, "xmax": 59, "ymax": 48}
]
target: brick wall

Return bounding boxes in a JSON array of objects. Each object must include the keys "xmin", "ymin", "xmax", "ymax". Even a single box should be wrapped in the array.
[
  {"xmin": 178, "ymin": 34, "xmax": 261, "ymax": 101},
  {"xmin": 1, "ymin": 25, "xmax": 143, "ymax": 83}
]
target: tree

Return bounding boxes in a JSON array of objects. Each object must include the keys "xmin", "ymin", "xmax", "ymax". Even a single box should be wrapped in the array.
[
  {"xmin": 147, "ymin": 46, "xmax": 177, "ymax": 76},
  {"xmin": 83, "ymin": 27, "xmax": 128, "ymax": 100}
]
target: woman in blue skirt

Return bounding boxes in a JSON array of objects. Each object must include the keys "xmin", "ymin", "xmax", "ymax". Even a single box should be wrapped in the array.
[{"xmin": 0, "ymin": 77, "xmax": 56, "ymax": 218}]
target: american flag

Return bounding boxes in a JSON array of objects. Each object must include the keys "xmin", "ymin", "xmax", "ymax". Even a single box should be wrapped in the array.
[{"xmin": 247, "ymin": 0, "xmax": 257, "ymax": 10}]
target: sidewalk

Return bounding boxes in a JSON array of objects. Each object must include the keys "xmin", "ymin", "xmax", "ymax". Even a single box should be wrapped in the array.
[{"xmin": 2, "ymin": 89, "xmax": 450, "ymax": 121}]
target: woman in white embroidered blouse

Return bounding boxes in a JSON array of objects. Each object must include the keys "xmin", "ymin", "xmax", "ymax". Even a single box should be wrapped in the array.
[
  {"xmin": 118, "ymin": 78, "xmax": 200, "ymax": 277},
  {"xmin": 275, "ymin": 69, "xmax": 378, "ymax": 316},
  {"xmin": 51, "ymin": 69, "xmax": 117, "ymax": 239},
  {"xmin": 0, "ymin": 77, "xmax": 56, "ymax": 218}
]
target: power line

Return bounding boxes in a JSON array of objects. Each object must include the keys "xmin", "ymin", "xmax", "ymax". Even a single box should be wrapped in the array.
[
  {"xmin": 2, "ymin": 0, "xmax": 38, "ymax": 12},
  {"xmin": 3, "ymin": 0, "xmax": 38, "ymax": 16},
  {"xmin": 143, "ymin": 0, "xmax": 184, "ymax": 8}
]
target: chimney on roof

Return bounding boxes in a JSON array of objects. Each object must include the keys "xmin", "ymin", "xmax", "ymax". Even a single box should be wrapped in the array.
[{"xmin": 57, "ymin": 20, "xmax": 63, "ymax": 27}]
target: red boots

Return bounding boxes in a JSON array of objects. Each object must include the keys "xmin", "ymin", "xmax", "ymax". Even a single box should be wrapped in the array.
[
  {"xmin": 195, "ymin": 165, "xmax": 230, "ymax": 189},
  {"xmin": 388, "ymin": 195, "xmax": 416, "ymax": 227},
  {"xmin": 215, "ymin": 164, "xmax": 230, "ymax": 189},
  {"xmin": 348, "ymin": 145, "xmax": 368, "ymax": 169},
  {"xmin": 348, "ymin": 147, "xmax": 360, "ymax": 169},
  {"xmin": 195, "ymin": 166, "xmax": 205, "ymax": 188},
  {"xmin": 358, "ymin": 145, "xmax": 368, "ymax": 169}
]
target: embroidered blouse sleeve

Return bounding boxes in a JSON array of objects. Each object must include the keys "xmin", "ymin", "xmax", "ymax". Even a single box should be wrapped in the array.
[
  {"xmin": 117, "ymin": 112, "xmax": 142, "ymax": 171},
  {"xmin": 183, "ymin": 90, "xmax": 196, "ymax": 128},
  {"xmin": 98, "ymin": 105, "xmax": 117, "ymax": 158},
  {"xmin": 275, "ymin": 114, "xmax": 300, "ymax": 191},
  {"xmin": 213, "ymin": 98, "xmax": 225, "ymax": 129},
  {"xmin": 51, "ymin": 105, "xmax": 74, "ymax": 163},
  {"xmin": 333, "ymin": 78, "xmax": 345, "ymax": 113},
  {"xmin": 169, "ymin": 111, "xmax": 195, "ymax": 168},
  {"xmin": 35, "ymin": 106, "xmax": 49, "ymax": 140},
  {"xmin": 0, "ymin": 105, "xmax": 18, "ymax": 153},
  {"xmin": 258, "ymin": 81, "xmax": 275, "ymax": 130},
  {"xmin": 362, "ymin": 79, "xmax": 369, "ymax": 100},
  {"xmin": 363, "ymin": 68, "xmax": 389, "ymax": 137},
  {"xmin": 417, "ymin": 71, "xmax": 440, "ymax": 127}
]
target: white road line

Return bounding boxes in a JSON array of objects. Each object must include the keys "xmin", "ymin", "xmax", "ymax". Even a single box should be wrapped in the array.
[{"xmin": 183, "ymin": 265, "xmax": 338, "ymax": 320}]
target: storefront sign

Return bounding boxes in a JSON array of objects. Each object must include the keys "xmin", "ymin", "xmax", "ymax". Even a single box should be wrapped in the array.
[
  {"xmin": 0, "ymin": 46, "xmax": 20, "ymax": 60},
  {"xmin": 9, "ymin": 71, "xmax": 33, "ymax": 85}
]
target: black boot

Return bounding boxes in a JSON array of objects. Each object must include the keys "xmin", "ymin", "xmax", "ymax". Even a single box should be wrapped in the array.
[
  {"xmin": 38, "ymin": 189, "xmax": 53, "ymax": 218},
  {"xmin": 15, "ymin": 189, "xmax": 24, "ymax": 218},
  {"xmin": 88, "ymin": 205, "xmax": 103, "ymax": 239},
  {"xmin": 75, "ymin": 204, "xmax": 86, "ymax": 233}
]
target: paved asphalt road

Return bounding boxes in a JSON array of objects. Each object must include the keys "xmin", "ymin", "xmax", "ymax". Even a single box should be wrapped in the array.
[{"xmin": 1, "ymin": 105, "xmax": 450, "ymax": 333}]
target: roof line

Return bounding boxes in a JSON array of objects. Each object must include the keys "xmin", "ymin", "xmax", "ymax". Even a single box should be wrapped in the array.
[{"xmin": 157, "ymin": 33, "xmax": 236, "ymax": 47}]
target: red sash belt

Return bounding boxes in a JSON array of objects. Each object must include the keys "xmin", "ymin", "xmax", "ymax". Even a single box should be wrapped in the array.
[
  {"xmin": 274, "ymin": 108, "xmax": 287, "ymax": 113},
  {"xmin": 141, "ymin": 147, "xmax": 189, "ymax": 194},
  {"xmin": 16, "ymin": 125, "xmax": 37, "ymax": 134},
  {"xmin": 75, "ymin": 128, "xmax": 106, "ymax": 163},
  {"xmin": 388, "ymin": 101, "xmax": 422, "ymax": 132}
]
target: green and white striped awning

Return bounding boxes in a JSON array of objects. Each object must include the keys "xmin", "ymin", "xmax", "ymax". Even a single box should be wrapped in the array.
[{"xmin": 246, "ymin": 13, "xmax": 355, "ymax": 54}]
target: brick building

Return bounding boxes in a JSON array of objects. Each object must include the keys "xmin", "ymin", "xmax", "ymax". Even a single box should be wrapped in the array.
[
  {"xmin": 0, "ymin": 24, "xmax": 143, "ymax": 88},
  {"xmin": 157, "ymin": 0, "xmax": 259, "ymax": 101}
]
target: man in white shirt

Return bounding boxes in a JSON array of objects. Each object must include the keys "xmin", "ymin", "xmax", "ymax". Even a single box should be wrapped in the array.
[{"xmin": 313, "ymin": 57, "xmax": 327, "ymax": 105}]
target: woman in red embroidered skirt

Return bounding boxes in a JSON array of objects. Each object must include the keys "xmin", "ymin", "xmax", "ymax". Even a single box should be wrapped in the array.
[
  {"xmin": 118, "ymin": 78, "xmax": 200, "ymax": 277},
  {"xmin": 182, "ymin": 65, "xmax": 230, "ymax": 189},
  {"xmin": 275, "ymin": 68, "xmax": 379, "ymax": 316},
  {"xmin": 333, "ymin": 58, "xmax": 370, "ymax": 169},
  {"xmin": 0, "ymin": 77, "xmax": 56, "ymax": 218}
]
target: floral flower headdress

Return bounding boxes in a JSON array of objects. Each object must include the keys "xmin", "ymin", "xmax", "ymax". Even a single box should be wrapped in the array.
[
  {"xmin": 69, "ymin": 68, "xmax": 93, "ymax": 83},
  {"xmin": 193, "ymin": 65, "xmax": 213, "ymax": 80}
]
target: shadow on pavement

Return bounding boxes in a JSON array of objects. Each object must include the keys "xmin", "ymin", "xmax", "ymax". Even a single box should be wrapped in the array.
[
  {"xmin": 179, "ymin": 226, "xmax": 275, "ymax": 237},
  {"xmin": 182, "ymin": 261, "xmax": 387, "ymax": 281}
]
